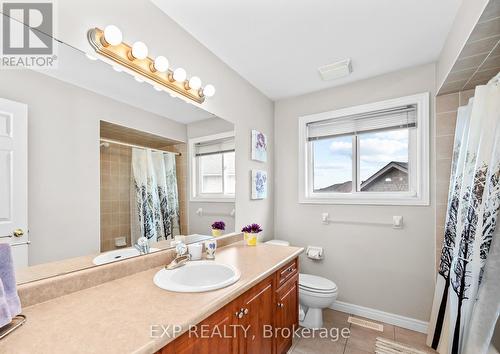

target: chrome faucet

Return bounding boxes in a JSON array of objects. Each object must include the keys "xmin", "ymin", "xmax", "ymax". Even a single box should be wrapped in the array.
[
  {"xmin": 134, "ymin": 236, "xmax": 150, "ymax": 255},
  {"xmin": 165, "ymin": 242, "xmax": 190, "ymax": 270}
]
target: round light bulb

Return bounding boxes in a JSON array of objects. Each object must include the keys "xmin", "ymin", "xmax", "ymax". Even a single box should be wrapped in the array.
[
  {"xmin": 153, "ymin": 56, "xmax": 169, "ymax": 73},
  {"xmin": 131, "ymin": 41, "xmax": 148, "ymax": 60},
  {"xmin": 173, "ymin": 68, "xmax": 187, "ymax": 82},
  {"xmin": 103, "ymin": 25, "xmax": 122, "ymax": 46},
  {"xmin": 188, "ymin": 76, "xmax": 202, "ymax": 90},
  {"xmin": 203, "ymin": 84, "xmax": 216, "ymax": 97}
]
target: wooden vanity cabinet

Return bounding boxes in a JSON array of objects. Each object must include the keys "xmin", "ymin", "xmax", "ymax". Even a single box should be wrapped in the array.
[
  {"xmin": 236, "ymin": 276, "xmax": 274, "ymax": 354},
  {"xmin": 274, "ymin": 273, "xmax": 298, "ymax": 354},
  {"xmin": 156, "ymin": 257, "xmax": 298, "ymax": 354}
]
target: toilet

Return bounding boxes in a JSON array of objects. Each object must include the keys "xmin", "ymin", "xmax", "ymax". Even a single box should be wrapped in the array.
[{"xmin": 265, "ymin": 240, "xmax": 338, "ymax": 329}]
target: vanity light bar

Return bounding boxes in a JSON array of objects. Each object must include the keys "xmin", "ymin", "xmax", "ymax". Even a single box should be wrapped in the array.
[{"xmin": 87, "ymin": 25, "xmax": 215, "ymax": 104}]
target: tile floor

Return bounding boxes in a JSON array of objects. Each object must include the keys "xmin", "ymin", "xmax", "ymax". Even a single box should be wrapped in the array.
[{"xmin": 289, "ymin": 309, "xmax": 437, "ymax": 354}]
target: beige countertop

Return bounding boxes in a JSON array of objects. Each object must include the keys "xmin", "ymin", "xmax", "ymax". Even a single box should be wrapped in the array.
[{"xmin": 0, "ymin": 242, "xmax": 303, "ymax": 354}]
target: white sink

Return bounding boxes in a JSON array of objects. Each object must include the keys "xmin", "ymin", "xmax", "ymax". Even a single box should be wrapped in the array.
[
  {"xmin": 93, "ymin": 247, "xmax": 160, "ymax": 265},
  {"xmin": 153, "ymin": 261, "xmax": 240, "ymax": 292}
]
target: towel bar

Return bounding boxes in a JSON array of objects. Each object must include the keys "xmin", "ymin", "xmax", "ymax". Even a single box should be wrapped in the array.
[
  {"xmin": 0, "ymin": 235, "xmax": 13, "ymax": 239},
  {"xmin": 0, "ymin": 314, "xmax": 26, "ymax": 340},
  {"xmin": 10, "ymin": 241, "xmax": 30, "ymax": 247}
]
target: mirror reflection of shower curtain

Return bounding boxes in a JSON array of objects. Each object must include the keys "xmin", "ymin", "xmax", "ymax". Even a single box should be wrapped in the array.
[
  {"xmin": 130, "ymin": 148, "xmax": 180, "ymax": 245},
  {"xmin": 427, "ymin": 79, "xmax": 500, "ymax": 354}
]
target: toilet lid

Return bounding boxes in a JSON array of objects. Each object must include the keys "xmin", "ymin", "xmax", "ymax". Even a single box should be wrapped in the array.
[{"xmin": 299, "ymin": 273, "xmax": 337, "ymax": 292}]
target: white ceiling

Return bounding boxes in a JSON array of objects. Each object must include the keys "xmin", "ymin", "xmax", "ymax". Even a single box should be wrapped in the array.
[{"xmin": 152, "ymin": 0, "xmax": 463, "ymax": 100}]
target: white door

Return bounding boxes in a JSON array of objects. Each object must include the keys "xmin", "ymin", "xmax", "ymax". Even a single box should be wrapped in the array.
[{"xmin": 0, "ymin": 98, "xmax": 28, "ymax": 269}]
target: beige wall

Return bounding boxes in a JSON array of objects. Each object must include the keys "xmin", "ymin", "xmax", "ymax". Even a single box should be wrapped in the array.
[
  {"xmin": 54, "ymin": 0, "xmax": 274, "ymax": 241},
  {"xmin": 0, "ymin": 69, "xmax": 187, "ymax": 265},
  {"xmin": 274, "ymin": 63, "xmax": 436, "ymax": 321},
  {"xmin": 434, "ymin": 89, "xmax": 475, "ymax": 269}
]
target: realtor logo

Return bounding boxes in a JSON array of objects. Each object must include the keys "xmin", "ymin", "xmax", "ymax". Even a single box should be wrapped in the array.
[{"xmin": 1, "ymin": 1, "xmax": 57, "ymax": 68}]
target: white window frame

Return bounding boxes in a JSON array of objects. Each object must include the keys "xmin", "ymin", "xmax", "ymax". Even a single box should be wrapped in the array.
[
  {"xmin": 189, "ymin": 131, "xmax": 235, "ymax": 203},
  {"xmin": 298, "ymin": 92, "xmax": 429, "ymax": 206}
]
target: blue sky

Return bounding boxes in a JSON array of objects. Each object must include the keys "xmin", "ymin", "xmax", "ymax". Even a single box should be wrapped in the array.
[{"xmin": 313, "ymin": 129, "xmax": 409, "ymax": 190}]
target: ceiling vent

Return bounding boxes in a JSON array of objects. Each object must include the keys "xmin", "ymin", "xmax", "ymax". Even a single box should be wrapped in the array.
[{"xmin": 318, "ymin": 58, "xmax": 352, "ymax": 81}]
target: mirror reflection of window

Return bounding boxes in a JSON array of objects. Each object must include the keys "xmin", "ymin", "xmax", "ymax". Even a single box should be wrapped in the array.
[{"xmin": 194, "ymin": 135, "xmax": 236, "ymax": 199}]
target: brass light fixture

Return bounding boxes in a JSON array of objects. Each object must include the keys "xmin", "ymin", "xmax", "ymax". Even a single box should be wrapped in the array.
[{"xmin": 87, "ymin": 25, "xmax": 215, "ymax": 104}]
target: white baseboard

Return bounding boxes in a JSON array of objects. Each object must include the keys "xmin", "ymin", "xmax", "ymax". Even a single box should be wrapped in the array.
[{"xmin": 330, "ymin": 301, "xmax": 429, "ymax": 334}]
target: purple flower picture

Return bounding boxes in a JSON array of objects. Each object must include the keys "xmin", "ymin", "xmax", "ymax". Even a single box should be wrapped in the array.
[
  {"xmin": 251, "ymin": 129, "xmax": 267, "ymax": 162},
  {"xmin": 251, "ymin": 170, "xmax": 267, "ymax": 199}
]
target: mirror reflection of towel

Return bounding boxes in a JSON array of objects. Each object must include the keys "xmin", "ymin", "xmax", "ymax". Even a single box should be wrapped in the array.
[
  {"xmin": 0, "ymin": 244, "xmax": 22, "ymax": 327},
  {"xmin": 0, "ymin": 280, "xmax": 12, "ymax": 327}
]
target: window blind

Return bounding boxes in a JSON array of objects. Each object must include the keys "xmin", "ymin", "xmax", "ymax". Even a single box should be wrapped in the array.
[
  {"xmin": 195, "ymin": 137, "xmax": 235, "ymax": 157},
  {"xmin": 307, "ymin": 104, "xmax": 417, "ymax": 141}
]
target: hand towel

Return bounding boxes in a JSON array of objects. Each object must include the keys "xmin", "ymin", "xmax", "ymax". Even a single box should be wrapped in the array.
[
  {"xmin": 0, "ymin": 244, "xmax": 21, "ymax": 318},
  {"xmin": 0, "ymin": 279, "xmax": 12, "ymax": 328}
]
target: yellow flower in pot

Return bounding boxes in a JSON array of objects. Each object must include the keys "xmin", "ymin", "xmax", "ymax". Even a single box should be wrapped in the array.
[
  {"xmin": 211, "ymin": 221, "xmax": 225, "ymax": 237},
  {"xmin": 241, "ymin": 223, "xmax": 263, "ymax": 246}
]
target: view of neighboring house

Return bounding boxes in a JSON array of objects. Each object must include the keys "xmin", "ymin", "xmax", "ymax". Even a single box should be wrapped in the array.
[{"xmin": 315, "ymin": 161, "xmax": 408, "ymax": 193}]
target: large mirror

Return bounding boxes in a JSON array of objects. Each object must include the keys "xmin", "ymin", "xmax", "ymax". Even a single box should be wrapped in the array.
[{"xmin": 0, "ymin": 24, "xmax": 236, "ymax": 284}]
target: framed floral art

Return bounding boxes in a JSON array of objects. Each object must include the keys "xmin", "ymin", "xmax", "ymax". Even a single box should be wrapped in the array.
[{"xmin": 251, "ymin": 129, "xmax": 267, "ymax": 162}]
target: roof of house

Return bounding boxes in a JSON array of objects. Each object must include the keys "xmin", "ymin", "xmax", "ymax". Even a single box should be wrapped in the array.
[
  {"xmin": 314, "ymin": 161, "xmax": 408, "ymax": 192},
  {"xmin": 360, "ymin": 161, "xmax": 407, "ymax": 190}
]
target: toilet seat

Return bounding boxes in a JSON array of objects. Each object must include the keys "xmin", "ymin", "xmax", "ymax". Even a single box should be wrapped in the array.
[
  {"xmin": 299, "ymin": 287, "xmax": 337, "ymax": 298},
  {"xmin": 299, "ymin": 274, "xmax": 337, "ymax": 293}
]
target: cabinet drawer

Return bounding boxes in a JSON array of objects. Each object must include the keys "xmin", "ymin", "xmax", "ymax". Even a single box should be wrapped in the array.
[{"xmin": 277, "ymin": 258, "xmax": 298, "ymax": 287}]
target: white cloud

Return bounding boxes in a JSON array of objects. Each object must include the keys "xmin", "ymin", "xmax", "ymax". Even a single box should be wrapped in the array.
[
  {"xmin": 329, "ymin": 140, "xmax": 351, "ymax": 155},
  {"xmin": 315, "ymin": 162, "xmax": 351, "ymax": 170}
]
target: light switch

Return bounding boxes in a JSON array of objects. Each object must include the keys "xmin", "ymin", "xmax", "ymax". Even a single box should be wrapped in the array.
[{"xmin": 321, "ymin": 212, "xmax": 329, "ymax": 224}]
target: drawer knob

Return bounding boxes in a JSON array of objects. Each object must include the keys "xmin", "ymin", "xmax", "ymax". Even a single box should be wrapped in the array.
[
  {"xmin": 277, "ymin": 302, "xmax": 284, "ymax": 308},
  {"xmin": 243, "ymin": 308, "xmax": 249, "ymax": 315}
]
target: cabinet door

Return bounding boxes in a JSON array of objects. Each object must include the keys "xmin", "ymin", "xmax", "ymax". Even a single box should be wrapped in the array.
[
  {"xmin": 198, "ymin": 305, "xmax": 236, "ymax": 354},
  {"xmin": 163, "ymin": 302, "xmax": 237, "ymax": 354},
  {"xmin": 275, "ymin": 275, "xmax": 298, "ymax": 354},
  {"xmin": 237, "ymin": 277, "xmax": 274, "ymax": 354}
]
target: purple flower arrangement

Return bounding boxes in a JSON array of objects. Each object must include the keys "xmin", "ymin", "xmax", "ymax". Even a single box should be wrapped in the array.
[
  {"xmin": 241, "ymin": 223, "xmax": 263, "ymax": 234},
  {"xmin": 211, "ymin": 221, "xmax": 226, "ymax": 231}
]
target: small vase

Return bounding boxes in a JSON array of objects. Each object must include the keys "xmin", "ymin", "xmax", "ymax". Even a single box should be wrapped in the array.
[
  {"xmin": 244, "ymin": 232, "xmax": 258, "ymax": 246},
  {"xmin": 211, "ymin": 229, "xmax": 223, "ymax": 237}
]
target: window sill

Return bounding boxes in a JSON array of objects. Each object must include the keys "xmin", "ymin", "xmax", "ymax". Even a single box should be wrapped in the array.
[{"xmin": 299, "ymin": 194, "xmax": 429, "ymax": 206}]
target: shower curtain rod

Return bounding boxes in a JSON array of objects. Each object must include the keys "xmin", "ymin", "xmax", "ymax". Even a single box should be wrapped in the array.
[{"xmin": 99, "ymin": 138, "xmax": 182, "ymax": 156}]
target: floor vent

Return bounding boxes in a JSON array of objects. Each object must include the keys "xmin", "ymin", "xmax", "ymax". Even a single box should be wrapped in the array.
[{"xmin": 348, "ymin": 316, "xmax": 384, "ymax": 332}]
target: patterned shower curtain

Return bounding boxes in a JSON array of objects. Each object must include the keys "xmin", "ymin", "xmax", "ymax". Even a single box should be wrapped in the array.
[
  {"xmin": 130, "ymin": 148, "xmax": 180, "ymax": 245},
  {"xmin": 427, "ymin": 80, "xmax": 500, "ymax": 354}
]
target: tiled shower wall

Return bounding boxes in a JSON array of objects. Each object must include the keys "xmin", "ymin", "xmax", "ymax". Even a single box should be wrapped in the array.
[
  {"xmin": 435, "ymin": 89, "xmax": 475, "ymax": 268},
  {"xmin": 100, "ymin": 143, "xmax": 187, "ymax": 252},
  {"xmin": 100, "ymin": 143, "xmax": 132, "ymax": 252}
]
